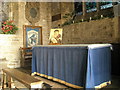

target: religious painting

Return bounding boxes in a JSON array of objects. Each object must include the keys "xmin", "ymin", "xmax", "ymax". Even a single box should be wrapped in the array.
[
  {"xmin": 23, "ymin": 25, "xmax": 42, "ymax": 47},
  {"xmin": 49, "ymin": 28, "xmax": 63, "ymax": 44}
]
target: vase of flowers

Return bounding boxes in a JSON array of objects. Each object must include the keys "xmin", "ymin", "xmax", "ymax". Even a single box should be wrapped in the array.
[{"xmin": 1, "ymin": 20, "xmax": 18, "ymax": 34}]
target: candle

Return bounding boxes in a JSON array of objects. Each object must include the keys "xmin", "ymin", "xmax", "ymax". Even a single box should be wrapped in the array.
[
  {"xmin": 101, "ymin": 15, "xmax": 103, "ymax": 18},
  {"xmin": 82, "ymin": 19, "xmax": 84, "ymax": 22},
  {"xmin": 73, "ymin": 21, "xmax": 74, "ymax": 23},
  {"xmin": 90, "ymin": 17, "xmax": 92, "ymax": 20}
]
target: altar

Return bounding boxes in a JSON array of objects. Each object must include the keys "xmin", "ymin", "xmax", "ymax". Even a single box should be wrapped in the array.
[{"xmin": 32, "ymin": 44, "xmax": 112, "ymax": 88}]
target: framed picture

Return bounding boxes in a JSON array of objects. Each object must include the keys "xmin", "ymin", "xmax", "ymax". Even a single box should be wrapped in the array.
[
  {"xmin": 49, "ymin": 28, "xmax": 63, "ymax": 44},
  {"xmin": 23, "ymin": 25, "xmax": 42, "ymax": 47}
]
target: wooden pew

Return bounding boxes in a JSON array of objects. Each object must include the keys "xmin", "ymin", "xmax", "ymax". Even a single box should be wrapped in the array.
[{"xmin": 2, "ymin": 69, "xmax": 43, "ymax": 89}]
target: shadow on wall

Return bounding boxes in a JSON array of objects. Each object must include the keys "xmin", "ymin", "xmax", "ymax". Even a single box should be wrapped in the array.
[{"xmin": 111, "ymin": 43, "xmax": 120, "ymax": 76}]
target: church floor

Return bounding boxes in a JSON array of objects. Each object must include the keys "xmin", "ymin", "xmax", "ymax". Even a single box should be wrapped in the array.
[
  {"xmin": 1, "ymin": 67, "xmax": 120, "ymax": 89},
  {"xmin": 16, "ymin": 67, "xmax": 120, "ymax": 89},
  {"xmin": 102, "ymin": 75, "xmax": 120, "ymax": 89},
  {"xmin": 13, "ymin": 67, "xmax": 71, "ymax": 89}
]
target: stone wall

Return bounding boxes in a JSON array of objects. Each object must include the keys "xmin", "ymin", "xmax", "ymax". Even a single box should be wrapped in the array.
[
  {"xmin": 50, "ymin": 2, "xmax": 120, "ymax": 44},
  {"xmin": 51, "ymin": 2, "xmax": 74, "ymax": 28},
  {"xmin": 35, "ymin": 2, "xmax": 51, "ymax": 45},
  {"xmin": 62, "ymin": 17, "xmax": 120, "ymax": 44},
  {"xmin": 0, "ymin": 2, "xmax": 52, "ymax": 68},
  {"xmin": 1, "ymin": 2, "xmax": 120, "ymax": 69}
]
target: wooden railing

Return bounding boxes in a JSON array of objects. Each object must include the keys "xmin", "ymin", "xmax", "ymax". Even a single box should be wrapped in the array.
[{"xmin": 19, "ymin": 47, "xmax": 32, "ymax": 68}]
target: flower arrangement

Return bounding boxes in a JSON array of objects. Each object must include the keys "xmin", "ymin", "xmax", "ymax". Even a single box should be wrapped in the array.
[{"xmin": 1, "ymin": 20, "xmax": 18, "ymax": 34}]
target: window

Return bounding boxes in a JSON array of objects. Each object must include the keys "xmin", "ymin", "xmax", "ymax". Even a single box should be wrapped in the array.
[
  {"xmin": 74, "ymin": 2, "xmax": 83, "ymax": 14},
  {"xmin": 86, "ymin": 2, "xmax": 97, "ymax": 13},
  {"xmin": 100, "ymin": 1, "xmax": 113, "ymax": 9}
]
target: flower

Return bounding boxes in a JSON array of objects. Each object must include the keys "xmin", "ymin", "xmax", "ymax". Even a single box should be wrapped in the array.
[
  {"xmin": 1, "ymin": 20, "xmax": 18, "ymax": 34},
  {"xmin": 9, "ymin": 25, "xmax": 13, "ymax": 28},
  {"xmin": 5, "ymin": 25, "xmax": 9, "ymax": 27},
  {"xmin": 4, "ymin": 22, "xmax": 6, "ymax": 24}
]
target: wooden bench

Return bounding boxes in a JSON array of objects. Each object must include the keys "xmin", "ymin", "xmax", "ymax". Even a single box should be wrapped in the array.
[
  {"xmin": 20, "ymin": 47, "xmax": 32, "ymax": 67},
  {"xmin": 2, "ymin": 69, "xmax": 43, "ymax": 89}
]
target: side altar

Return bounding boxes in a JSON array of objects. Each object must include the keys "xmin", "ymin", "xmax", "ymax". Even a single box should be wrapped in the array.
[{"xmin": 32, "ymin": 44, "xmax": 112, "ymax": 88}]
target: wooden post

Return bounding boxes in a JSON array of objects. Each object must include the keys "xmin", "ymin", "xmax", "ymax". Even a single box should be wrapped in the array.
[
  {"xmin": 96, "ymin": 2, "xmax": 100, "ymax": 12},
  {"xmin": 7, "ymin": 75, "xmax": 11, "ymax": 89},
  {"xmin": 82, "ymin": 1, "xmax": 86, "ymax": 16},
  {"xmin": 2, "ymin": 73, "xmax": 5, "ymax": 90}
]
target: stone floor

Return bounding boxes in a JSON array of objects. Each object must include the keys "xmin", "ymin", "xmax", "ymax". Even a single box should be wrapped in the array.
[
  {"xmin": 16, "ymin": 67, "xmax": 120, "ymax": 89},
  {"xmin": 16, "ymin": 67, "xmax": 71, "ymax": 89},
  {"xmin": 1, "ymin": 67, "xmax": 120, "ymax": 89},
  {"xmin": 103, "ymin": 75, "xmax": 120, "ymax": 89}
]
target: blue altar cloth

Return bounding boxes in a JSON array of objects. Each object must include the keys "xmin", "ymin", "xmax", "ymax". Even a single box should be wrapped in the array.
[{"xmin": 32, "ymin": 44, "xmax": 111, "ymax": 88}]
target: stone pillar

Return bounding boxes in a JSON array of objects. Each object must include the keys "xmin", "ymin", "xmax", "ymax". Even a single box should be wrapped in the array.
[
  {"xmin": 82, "ymin": 1, "xmax": 86, "ymax": 16},
  {"xmin": 0, "ymin": 1, "xmax": 2, "ymax": 32},
  {"xmin": 118, "ymin": 16, "xmax": 120, "ymax": 42},
  {"xmin": 6, "ymin": 2, "xmax": 26, "ymax": 68},
  {"xmin": 9, "ymin": 2, "xmax": 13, "ymax": 20}
]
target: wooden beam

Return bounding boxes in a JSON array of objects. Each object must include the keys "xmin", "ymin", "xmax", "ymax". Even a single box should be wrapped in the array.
[{"xmin": 82, "ymin": 1, "xmax": 86, "ymax": 16}]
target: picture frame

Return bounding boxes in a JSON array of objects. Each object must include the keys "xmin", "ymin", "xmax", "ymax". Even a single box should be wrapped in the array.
[
  {"xmin": 23, "ymin": 25, "xmax": 42, "ymax": 48},
  {"xmin": 49, "ymin": 28, "xmax": 63, "ymax": 45}
]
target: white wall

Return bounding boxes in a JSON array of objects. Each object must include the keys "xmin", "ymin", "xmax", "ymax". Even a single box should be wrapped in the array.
[
  {"xmin": 0, "ymin": 34, "xmax": 20, "ymax": 68},
  {"xmin": 0, "ymin": 2, "xmax": 52, "ymax": 68}
]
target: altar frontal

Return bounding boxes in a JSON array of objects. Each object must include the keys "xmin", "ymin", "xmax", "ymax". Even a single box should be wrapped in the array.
[{"xmin": 32, "ymin": 44, "xmax": 112, "ymax": 88}]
